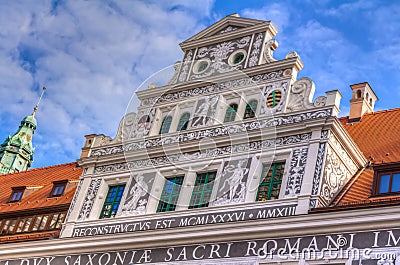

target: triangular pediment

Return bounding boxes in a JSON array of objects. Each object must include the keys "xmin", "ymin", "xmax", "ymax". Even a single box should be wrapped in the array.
[{"xmin": 182, "ymin": 14, "xmax": 271, "ymax": 44}]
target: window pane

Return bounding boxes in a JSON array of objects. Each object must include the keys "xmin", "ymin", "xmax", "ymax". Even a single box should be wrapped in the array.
[
  {"xmin": 189, "ymin": 172, "xmax": 216, "ymax": 209},
  {"xmin": 31, "ymin": 216, "xmax": 43, "ymax": 231},
  {"xmin": 392, "ymin": 174, "xmax": 400, "ymax": 192},
  {"xmin": 22, "ymin": 217, "xmax": 32, "ymax": 232},
  {"xmin": 224, "ymin": 104, "xmax": 238, "ymax": 123},
  {"xmin": 177, "ymin": 113, "xmax": 190, "ymax": 131},
  {"xmin": 157, "ymin": 176, "xmax": 184, "ymax": 213},
  {"xmin": 257, "ymin": 162, "xmax": 285, "ymax": 201},
  {"xmin": 1, "ymin": 220, "xmax": 10, "ymax": 235},
  {"xmin": 7, "ymin": 219, "xmax": 17, "ymax": 234},
  {"xmin": 100, "ymin": 185, "xmax": 126, "ymax": 219},
  {"xmin": 159, "ymin": 116, "xmax": 172, "ymax": 134},
  {"xmin": 49, "ymin": 214, "xmax": 59, "ymax": 230},
  {"xmin": 55, "ymin": 213, "xmax": 66, "ymax": 229},
  {"xmin": 379, "ymin": 174, "xmax": 390, "ymax": 193},
  {"xmin": 16, "ymin": 218, "xmax": 26, "ymax": 233}
]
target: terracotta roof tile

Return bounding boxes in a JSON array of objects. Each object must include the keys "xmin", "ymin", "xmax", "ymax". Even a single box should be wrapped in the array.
[
  {"xmin": 0, "ymin": 162, "xmax": 82, "ymax": 214},
  {"xmin": 332, "ymin": 108, "xmax": 400, "ymax": 206},
  {"xmin": 339, "ymin": 108, "xmax": 400, "ymax": 164}
]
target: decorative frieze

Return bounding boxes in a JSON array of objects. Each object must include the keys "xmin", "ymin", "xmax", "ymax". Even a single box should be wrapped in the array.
[
  {"xmin": 321, "ymin": 146, "xmax": 352, "ymax": 204},
  {"xmin": 78, "ymin": 178, "xmax": 102, "ymax": 221},
  {"xmin": 328, "ymin": 134, "xmax": 357, "ymax": 172},
  {"xmin": 285, "ymin": 148, "xmax": 309, "ymax": 197},
  {"xmin": 90, "ymin": 109, "xmax": 332, "ymax": 157},
  {"xmin": 248, "ymin": 32, "xmax": 264, "ymax": 67},
  {"xmin": 66, "ymin": 179, "xmax": 83, "ymax": 221},
  {"xmin": 141, "ymin": 69, "xmax": 288, "ymax": 107},
  {"xmin": 190, "ymin": 36, "xmax": 251, "ymax": 80},
  {"xmin": 177, "ymin": 49, "xmax": 194, "ymax": 83},
  {"xmin": 312, "ymin": 143, "xmax": 327, "ymax": 195},
  {"xmin": 94, "ymin": 133, "xmax": 312, "ymax": 174}
]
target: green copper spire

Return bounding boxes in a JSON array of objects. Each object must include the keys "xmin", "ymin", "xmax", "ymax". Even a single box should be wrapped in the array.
[{"xmin": 0, "ymin": 87, "xmax": 46, "ymax": 174}]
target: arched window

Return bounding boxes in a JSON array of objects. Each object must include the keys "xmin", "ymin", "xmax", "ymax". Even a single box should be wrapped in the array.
[
  {"xmin": 243, "ymin": 100, "xmax": 258, "ymax": 119},
  {"xmin": 159, "ymin": 116, "xmax": 172, "ymax": 134},
  {"xmin": 177, "ymin": 113, "xmax": 190, "ymax": 131},
  {"xmin": 356, "ymin": 90, "xmax": 362, "ymax": 99},
  {"xmin": 224, "ymin": 103, "xmax": 238, "ymax": 123}
]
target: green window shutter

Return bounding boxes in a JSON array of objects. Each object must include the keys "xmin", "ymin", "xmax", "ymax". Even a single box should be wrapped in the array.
[
  {"xmin": 189, "ymin": 171, "xmax": 216, "ymax": 209},
  {"xmin": 256, "ymin": 162, "xmax": 285, "ymax": 201},
  {"xmin": 243, "ymin": 100, "xmax": 258, "ymax": 119},
  {"xmin": 157, "ymin": 176, "xmax": 184, "ymax": 212},
  {"xmin": 177, "ymin": 113, "xmax": 190, "ymax": 131},
  {"xmin": 100, "ymin": 185, "xmax": 126, "ymax": 219},
  {"xmin": 224, "ymin": 104, "xmax": 238, "ymax": 123},
  {"xmin": 159, "ymin": 116, "xmax": 173, "ymax": 134}
]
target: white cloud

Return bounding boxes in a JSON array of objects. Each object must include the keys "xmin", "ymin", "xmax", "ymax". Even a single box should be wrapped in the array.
[
  {"xmin": 0, "ymin": 0, "xmax": 215, "ymax": 167},
  {"xmin": 241, "ymin": 3, "xmax": 291, "ymax": 31}
]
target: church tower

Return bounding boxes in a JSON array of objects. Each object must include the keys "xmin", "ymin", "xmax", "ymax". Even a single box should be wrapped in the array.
[{"xmin": 0, "ymin": 87, "xmax": 46, "ymax": 174}]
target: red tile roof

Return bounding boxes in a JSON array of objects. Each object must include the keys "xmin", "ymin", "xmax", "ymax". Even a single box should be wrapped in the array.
[
  {"xmin": 0, "ymin": 162, "xmax": 82, "ymax": 214},
  {"xmin": 339, "ymin": 108, "xmax": 400, "ymax": 164},
  {"xmin": 331, "ymin": 108, "xmax": 400, "ymax": 206}
]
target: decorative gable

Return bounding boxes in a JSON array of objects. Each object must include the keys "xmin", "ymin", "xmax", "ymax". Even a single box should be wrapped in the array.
[{"xmin": 181, "ymin": 14, "xmax": 274, "ymax": 46}]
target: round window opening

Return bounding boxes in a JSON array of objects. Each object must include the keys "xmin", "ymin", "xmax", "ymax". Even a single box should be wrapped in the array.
[
  {"xmin": 233, "ymin": 52, "xmax": 245, "ymax": 64},
  {"xmin": 193, "ymin": 60, "xmax": 210, "ymax": 74},
  {"xmin": 198, "ymin": 62, "xmax": 208, "ymax": 72},
  {"xmin": 266, "ymin": 90, "xmax": 282, "ymax": 108}
]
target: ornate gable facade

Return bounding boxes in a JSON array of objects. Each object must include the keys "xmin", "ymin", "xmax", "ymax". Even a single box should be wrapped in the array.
[{"xmin": 0, "ymin": 14, "xmax": 399, "ymax": 265}]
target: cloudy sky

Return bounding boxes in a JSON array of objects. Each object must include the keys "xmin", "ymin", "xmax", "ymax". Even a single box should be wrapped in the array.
[{"xmin": 1, "ymin": 0, "xmax": 400, "ymax": 168}]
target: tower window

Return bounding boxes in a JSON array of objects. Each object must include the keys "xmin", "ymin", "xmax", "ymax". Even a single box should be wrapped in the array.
[
  {"xmin": 177, "ymin": 113, "xmax": 190, "ymax": 131},
  {"xmin": 100, "ymin": 185, "xmax": 126, "ymax": 219},
  {"xmin": 9, "ymin": 188, "xmax": 25, "ymax": 202},
  {"xmin": 257, "ymin": 162, "xmax": 285, "ymax": 201},
  {"xmin": 224, "ymin": 103, "xmax": 238, "ymax": 123},
  {"xmin": 243, "ymin": 100, "xmax": 258, "ymax": 119},
  {"xmin": 159, "ymin": 116, "xmax": 173, "ymax": 134},
  {"xmin": 157, "ymin": 176, "xmax": 184, "ymax": 212},
  {"xmin": 189, "ymin": 171, "xmax": 216, "ymax": 209}
]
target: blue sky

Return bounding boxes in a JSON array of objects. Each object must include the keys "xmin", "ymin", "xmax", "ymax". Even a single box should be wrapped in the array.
[{"xmin": 1, "ymin": 0, "xmax": 400, "ymax": 168}]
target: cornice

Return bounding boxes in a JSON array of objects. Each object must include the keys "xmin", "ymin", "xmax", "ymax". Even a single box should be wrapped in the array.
[
  {"xmin": 135, "ymin": 57, "xmax": 302, "ymax": 103},
  {"xmin": 0, "ymin": 205, "xmax": 399, "ymax": 259},
  {"xmin": 180, "ymin": 23, "xmax": 277, "ymax": 51}
]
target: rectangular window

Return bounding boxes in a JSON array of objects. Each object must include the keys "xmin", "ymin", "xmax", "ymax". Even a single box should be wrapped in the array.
[
  {"xmin": 9, "ymin": 188, "xmax": 25, "ymax": 202},
  {"xmin": 50, "ymin": 183, "xmax": 66, "ymax": 197},
  {"xmin": 100, "ymin": 185, "xmax": 126, "ymax": 219},
  {"xmin": 376, "ymin": 171, "xmax": 400, "ymax": 194},
  {"xmin": 189, "ymin": 172, "xmax": 216, "ymax": 209},
  {"xmin": 257, "ymin": 162, "xmax": 285, "ymax": 201},
  {"xmin": 157, "ymin": 176, "xmax": 184, "ymax": 212}
]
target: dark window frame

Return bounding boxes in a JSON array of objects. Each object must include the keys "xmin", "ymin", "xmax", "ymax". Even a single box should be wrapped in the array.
[
  {"xmin": 9, "ymin": 187, "xmax": 25, "ymax": 202},
  {"xmin": 373, "ymin": 166, "xmax": 400, "ymax": 196},
  {"xmin": 189, "ymin": 171, "xmax": 217, "ymax": 209},
  {"xmin": 50, "ymin": 181, "xmax": 67, "ymax": 197},
  {"xmin": 256, "ymin": 162, "xmax": 286, "ymax": 201},
  {"xmin": 100, "ymin": 185, "xmax": 126, "ymax": 219},
  {"xmin": 157, "ymin": 176, "xmax": 184, "ymax": 213}
]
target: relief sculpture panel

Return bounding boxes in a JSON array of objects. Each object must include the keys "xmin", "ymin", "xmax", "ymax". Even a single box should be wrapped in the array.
[
  {"xmin": 213, "ymin": 158, "xmax": 252, "ymax": 206},
  {"xmin": 120, "ymin": 172, "xmax": 155, "ymax": 216}
]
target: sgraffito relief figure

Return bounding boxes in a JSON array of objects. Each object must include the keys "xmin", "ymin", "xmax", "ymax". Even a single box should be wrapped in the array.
[{"xmin": 213, "ymin": 158, "xmax": 252, "ymax": 206}]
